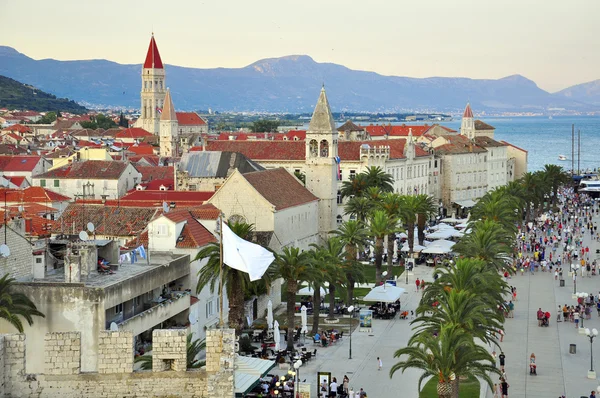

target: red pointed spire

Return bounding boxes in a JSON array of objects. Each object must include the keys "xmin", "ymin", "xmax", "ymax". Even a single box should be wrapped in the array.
[
  {"xmin": 463, "ymin": 103, "xmax": 473, "ymax": 118},
  {"xmin": 143, "ymin": 35, "xmax": 163, "ymax": 69}
]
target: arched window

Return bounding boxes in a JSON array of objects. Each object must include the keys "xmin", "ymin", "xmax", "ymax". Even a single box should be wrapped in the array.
[
  {"xmin": 320, "ymin": 140, "xmax": 329, "ymax": 157},
  {"xmin": 336, "ymin": 215, "xmax": 343, "ymax": 225},
  {"xmin": 309, "ymin": 140, "xmax": 318, "ymax": 157}
]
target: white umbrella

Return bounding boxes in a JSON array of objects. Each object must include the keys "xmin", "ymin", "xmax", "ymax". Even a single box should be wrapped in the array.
[
  {"xmin": 273, "ymin": 320, "xmax": 281, "ymax": 352},
  {"xmin": 266, "ymin": 300, "xmax": 274, "ymax": 330},
  {"xmin": 300, "ymin": 305, "xmax": 308, "ymax": 334},
  {"xmin": 401, "ymin": 242, "xmax": 428, "ymax": 252},
  {"xmin": 297, "ymin": 286, "xmax": 327, "ymax": 296},
  {"xmin": 426, "ymin": 229, "xmax": 457, "ymax": 240},
  {"xmin": 363, "ymin": 285, "xmax": 405, "ymax": 303},
  {"xmin": 422, "ymin": 239, "xmax": 455, "ymax": 254}
]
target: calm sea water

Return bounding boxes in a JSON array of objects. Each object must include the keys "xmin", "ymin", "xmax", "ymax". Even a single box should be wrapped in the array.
[{"xmin": 435, "ymin": 116, "xmax": 600, "ymax": 172}]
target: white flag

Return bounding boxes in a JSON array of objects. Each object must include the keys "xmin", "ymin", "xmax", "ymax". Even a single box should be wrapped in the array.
[{"xmin": 222, "ymin": 222, "xmax": 274, "ymax": 281}]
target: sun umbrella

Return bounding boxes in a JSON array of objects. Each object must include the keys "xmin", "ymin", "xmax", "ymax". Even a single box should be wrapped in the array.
[
  {"xmin": 363, "ymin": 285, "xmax": 406, "ymax": 303},
  {"xmin": 297, "ymin": 286, "xmax": 327, "ymax": 296},
  {"xmin": 273, "ymin": 320, "xmax": 281, "ymax": 352},
  {"xmin": 266, "ymin": 300, "xmax": 274, "ymax": 330},
  {"xmin": 301, "ymin": 305, "xmax": 308, "ymax": 334}
]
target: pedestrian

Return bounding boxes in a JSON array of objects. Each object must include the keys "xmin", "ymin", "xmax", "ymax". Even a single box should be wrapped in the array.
[
  {"xmin": 377, "ymin": 357, "xmax": 382, "ymax": 371},
  {"xmin": 415, "ymin": 279, "xmax": 420, "ymax": 292},
  {"xmin": 358, "ymin": 388, "xmax": 367, "ymax": 398},
  {"xmin": 493, "ymin": 383, "xmax": 499, "ymax": 398},
  {"xmin": 500, "ymin": 378, "xmax": 509, "ymax": 398},
  {"xmin": 574, "ymin": 308, "xmax": 580, "ymax": 329},
  {"xmin": 499, "ymin": 328, "xmax": 504, "ymax": 342},
  {"xmin": 343, "ymin": 375, "xmax": 349, "ymax": 394},
  {"xmin": 499, "ymin": 352, "xmax": 506, "ymax": 371},
  {"xmin": 557, "ymin": 305, "xmax": 562, "ymax": 322},
  {"xmin": 329, "ymin": 377, "xmax": 338, "ymax": 398},
  {"xmin": 420, "ymin": 279, "xmax": 425, "ymax": 290},
  {"xmin": 320, "ymin": 379, "xmax": 328, "ymax": 398},
  {"xmin": 591, "ymin": 390, "xmax": 597, "ymax": 398}
]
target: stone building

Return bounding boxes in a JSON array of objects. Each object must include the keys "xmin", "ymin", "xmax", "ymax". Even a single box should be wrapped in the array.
[{"xmin": 134, "ymin": 35, "xmax": 166, "ymax": 135}]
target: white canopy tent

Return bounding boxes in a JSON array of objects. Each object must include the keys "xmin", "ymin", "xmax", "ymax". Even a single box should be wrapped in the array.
[
  {"xmin": 297, "ymin": 286, "xmax": 327, "ymax": 296},
  {"xmin": 363, "ymin": 285, "xmax": 406, "ymax": 303},
  {"xmin": 426, "ymin": 229, "xmax": 458, "ymax": 240},
  {"xmin": 401, "ymin": 242, "xmax": 429, "ymax": 253},
  {"xmin": 234, "ymin": 355, "xmax": 276, "ymax": 396},
  {"xmin": 422, "ymin": 239, "xmax": 456, "ymax": 254}
]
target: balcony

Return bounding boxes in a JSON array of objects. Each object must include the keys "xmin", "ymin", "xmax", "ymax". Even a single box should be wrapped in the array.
[{"xmin": 116, "ymin": 291, "xmax": 191, "ymax": 336}]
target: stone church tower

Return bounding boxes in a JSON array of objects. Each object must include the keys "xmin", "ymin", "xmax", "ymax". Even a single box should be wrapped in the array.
[
  {"xmin": 305, "ymin": 87, "xmax": 339, "ymax": 240},
  {"xmin": 135, "ymin": 34, "xmax": 166, "ymax": 135},
  {"xmin": 160, "ymin": 89, "xmax": 178, "ymax": 157},
  {"xmin": 460, "ymin": 103, "xmax": 475, "ymax": 140}
]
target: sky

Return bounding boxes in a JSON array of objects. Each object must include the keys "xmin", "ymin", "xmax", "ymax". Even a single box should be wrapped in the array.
[{"xmin": 2, "ymin": 0, "xmax": 599, "ymax": 92}]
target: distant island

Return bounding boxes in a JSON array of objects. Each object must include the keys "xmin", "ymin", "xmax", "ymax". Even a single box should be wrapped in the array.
[{"xmin": 0, "ymin": 75, "xmax": 87, "ymax": 113}]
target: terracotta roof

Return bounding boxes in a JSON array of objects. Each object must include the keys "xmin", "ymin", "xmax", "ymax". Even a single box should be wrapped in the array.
[
  {"xmin": 10, "ymin": 111, "xmax": 41, "ymax": 117},
  {"xmin": 2, "ymin": 176, "xmax": 27, "ymax": 187},
  {"xmin": 120, "ymin": 190, "xmax": 213, "ymax": 204},
  {"xmin": 2, "ymin": 124, "xmax": 31, "ymax": 134},
  {"xmin": 44, "ymin": 147, "xmax": 74, "ymax": 159},
  {"xmin": 463, "ymin": 103, "xmax": 474, "ymax": 118},
  {"xmin": 362, "ymin": 124, "xmax": 433, "ymax": 137},
  {"xmin": 25, "ymin": 215, "xmax": 56, "ymax": 237},
  {"xmin": 276, "ymin": 130, "xmax": 306, "ymax": 141},
  {"xmin": 163, "ymin": 210, "xmax": 217, "ymax": 248},
  {"xmin": 54, "ymin": 203, "xmax": 158, "ymax": 236},
  {"xmin": 136, "ymin": 165, "xmax": 173, "ymax": 182},
  {"xmin": 474, "ymin": 120, "xmax": 495, "ymax": 130},
  {"xmin": 115, "ymin": 128, "xmax": 153, "ymax": 139},
  {"xmin": 337, "ymin": 120, "xmax": 364, "ymax": 132},
  {"xmin": 143, "ymin": 35, "xmax": 163, "ymax": 69},
  {"xmin": 500, "ymin": 141, "xmax": 528, "ymax": 153},
  {"xmin": 242, "ymin": 168, "xmax": 318, "ymax": 210},
  {"xmin": 434, "ymin": 135, "xmax": 487, "ymax": 155},
  {"xmin": 189, "ymin": 203, "xmax": 221, "ymax": 220},
  {"xmin": 0, "ymin": 144, "xmax": 28, "ymax": 155},
  {"xmin": 473, "ymin": 136, "xmax": 505, "ymax": 148},
  {"xmin": 142, "ymin": 178, "xmax": 174, "ymax": 190},
  {"xmin": 53, "ymin": 120, "xmax": 79, "ymax": 130},
  {"xmin": 0, "ymin": 186, "xmax": 71, "ymax": 203},
  {"xmin": 129, "ymin": 155, "xmax": 161, "ymax": 166},
  {"xmin": 176, "ymin": 112, "xmax": 206, "ymax": 126},
  {"xmin": 34, "ymin": 160, "xmax": 133, "ymax": 179},
  {"xmin": 0, "ymin": 155, "xmax": 42, "ymax": 172}
]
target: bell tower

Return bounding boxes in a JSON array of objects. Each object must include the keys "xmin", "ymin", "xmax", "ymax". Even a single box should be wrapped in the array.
[
  {"xmin": 137, "ymin": 34, "xmax": 166, "ymax": 135},
  {"xmin": 159, "ymin": 89, "xmax": 178, "ymax": 157},
  {"xmin": 460, "ymin": 103, "xmax": 475, "ymax": 140},
  {"xmin": 305, "ymin": 86, "xmax": 339, "ymax": 239}
]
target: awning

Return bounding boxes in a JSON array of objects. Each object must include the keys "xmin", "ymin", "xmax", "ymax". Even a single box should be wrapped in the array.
[
  {"xmin": 422, "ymin": 239, "xmax": 456, "ymax": 254},
  {"xmin": 297, "ymin": 285, "xmax": 327, "ymax": 296},
  {"xmin": 235, "ymin": 355, "xmax": 276, "ymax": 396},
  {"xmin": 363, "ymin": 285, "xmax": 405, "ymax": 303},
  {"xmin": 401, "ymin": 242, "xmax": 427, "ymax": 252},
  {"xmin": 454, "ymin": 200, "xmax": 476, "ymax": 208}
]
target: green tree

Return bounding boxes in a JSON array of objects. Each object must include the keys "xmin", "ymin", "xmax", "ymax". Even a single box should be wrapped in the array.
[
  {"xmin": 344, "ymin": 196, "xmax": 375, "ymax": 224},
  {"xmin": 415, "ymin": 194, "xmax": 437, "ymax": 246},
  {"xmin": 340, "ymin": 174, "xmax": 369, "ymax": 199},
  {"xmin": 334, "ymin": 220, "xmax": 368, "ymax": 304},
  {"xmin": 80, "ymin": 114, "xmax": 117, "ymax": 130},
  {"xmin": 390, "ymin": 323, "xmax": 498, "ymax": 398},
  {"xmin": 0, "ymin": 274, "xmax": 45, "ymax": 332},
  {"xmin": 272, "ymin": 247, "xmax": 320, "ymax": 350},
  {"xmin": 453, "ymin": 219, "xmax": 514, "ymax": 273},
  {"xmin": 36, "ymin": 111, "xmax": 57, "ymax": 124},
  {"xmin": 118, "ymin": 112, "xmax": 129, "ymax": 128},
  {"xmin": 379, "ymin": 193, "xmax": 403, "ymax": 276},
  {"xmin": 195, "ymin": 222, "xmax": 265, "ymax": 333},
  {"xmin": 362, "ymin": 166, "xmax": 394, "ymax": 193},
  {"xmin": 543, "ymin": 164, "xmax": 570, "ymax": 208},
  {"xmin": 250, "ymin": 120, "xmax": 279, "ymax": 133},
  {"xmin": 317, "ymin": 238, "xmax": 346, "ymax": 321},
  {"xmin": 369, "ymin": 210, "xmax": 397, "ymax": 284},
  {"xmin": 294, "ymin": 170, "xmax": 306, "ymax": 186},
  {"xmin": 399, "ymin": 195, "xmax": 420, "ymax": 255}
]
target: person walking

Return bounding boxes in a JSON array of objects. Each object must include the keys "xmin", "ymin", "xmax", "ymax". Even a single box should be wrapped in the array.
[
  {"xmin": 557, "ymin": 305, "xmax": 562, "ymax": 322},
  {"xmin": 499, "ymin": 352, "xmax": 506, "ymax": 371},
  {"xmin": 329, "ymin": 377, "xmax": 338, "ymax": 398},
  {"xmin": 343, "ymin": 375, "xmax": 349, "ymax": 395},
  {"xmin": 500, "ymin": 378, "xmax": 509, "ymax": 398},
  {"xmin": 377, "ymin": 357, "xmax": 382, "ymax": 371},
  {"xmin": 415, "ymin": 279, "xmax": 420, "ymax": 292}
]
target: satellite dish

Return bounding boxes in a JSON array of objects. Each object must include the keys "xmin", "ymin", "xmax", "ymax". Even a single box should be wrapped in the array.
[
  {"xmin": 79, "ymin": 231, "xmax": 89, "ymax": 241},
  {"xmin": 0, "ymin": 244, "xmax": 10, "ymax": 258},
  {"xmin": 87, "ymin": 222, "xmax": 95, "ymax": 232},
  {"xmin": 162, "ymin": 201, "xmax": 169, "ymax": 213},
  {"xmin": 109, "ymin": 322, "xmax": 119, "ymax": 332},
  {"xmin": 188, "ymin": 312, "xmax": 198, "ymax": 325}
]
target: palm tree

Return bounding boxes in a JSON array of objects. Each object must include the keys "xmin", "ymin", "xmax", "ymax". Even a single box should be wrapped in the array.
[
  {"xmin": 340, "ymin": 173, "xmax": 369, "ymax": 199},
  {"xmin": 317, "ymin": 238, "xmax": 346, "ymax": 321},
  {"xmin": 344, "ymin": 196, "xmax": 375, "ymax": 224},
  {"xmin": 334, "ymin": 220, "xmax": 368, "ymax": 304},
  {"xmin": 135, "ymin": 333, "xmax": 206, "ymax": 370},
  {"xmin": 399, "ymin": 195, "xmax": 420, "ymax": 255},
  {"xmin": 390, "ymin": 323, "xmax": 498, "ymax": 398},
  {"xmin": 543, "ymin": 164, "xmax": 570, "ymax": 208},
  {"xmin": 379, "ymin": 193, "xmax": 403, "ymax": 276},
  {"xmin": 195, "ymin": 221, "xmax": 262, "ymax": 333},
  {"xmin": 0, "ymin": 273, "xmax": 45, "ymax": 332},
  {"xmin": 362, "ymin": 166, "xmax": 394, "ymax": 193},
  {"xmin": 469, "ymin": 190, "xmax": 519, "ymax": 234},
  {"xmin": 369, "ymin": 210, "xmax": 396, "ymax": 284},
  {"xmin": 272, "ymin": 247, "xmax": 320, "ymax": 350},
  {"xmin": 453, "ymin": 219, "xmax": 514, "ymax": 273},
  {"xmin": 305, "ymin": 248, "xmax": 326, "ymax": 335},
  {"xmin": 415, "ymin": 195, "xmax": 437, "ymax": 246}
]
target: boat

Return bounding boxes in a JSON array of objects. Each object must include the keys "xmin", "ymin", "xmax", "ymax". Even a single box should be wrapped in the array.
[
  {"xmin": 549, "ymin": 116, "xmax": 553, "ymax": 120},
  {"xmin": 558, "ymin": 155, "xmax": 567, "ymax": 161}
]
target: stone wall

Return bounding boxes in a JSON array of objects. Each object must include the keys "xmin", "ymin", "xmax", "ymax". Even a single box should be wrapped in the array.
[
  {"xmin": 152, "ymin": 329, "xmax": 187, "ymax": 372},
  {"xmin": 97, "ymin": 331, "xmax": 133, "ymax": 374},
  {"xmin": 0, "ymin": 329, "xmax": 236, "ymax": 398},
  {"xmin": 0, "ymin": 224, "xmax": 34, "ymax": 281}
]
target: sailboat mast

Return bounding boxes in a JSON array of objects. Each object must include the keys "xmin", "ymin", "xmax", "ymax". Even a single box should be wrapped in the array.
[{"xmin": 571, "ymin": 124, "xmax": 575, "ymax": 175}]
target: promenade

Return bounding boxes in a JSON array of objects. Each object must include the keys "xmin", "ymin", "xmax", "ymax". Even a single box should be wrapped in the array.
[{"xmin": 273, "ymin": 205, "xmax": 600, "ymax": 398}]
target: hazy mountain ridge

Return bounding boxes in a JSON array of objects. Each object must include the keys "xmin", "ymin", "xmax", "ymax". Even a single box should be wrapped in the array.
[
  {"xmin": 0, "ymin": 46, "xmax": 595, "ymax": 112},
  {"xmin": 555, "ymin": 80, "xmax": 600, "ymax": 106}
]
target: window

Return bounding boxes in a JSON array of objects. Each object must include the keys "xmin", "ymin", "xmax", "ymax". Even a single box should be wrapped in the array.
[
  {"xmin": 156, "ymin": 224, "xmax": 168, "ymax": 236},
  {"xmin": 133, "ymin": 296, "xmax": 140, "ymax": 308},
  {"xmin": 337, "ymin": 190, "xmax": 342, "ymax": 204},
  {"xmin": 206, "ymin": 299, "xmax": 215, "ymax": 318},
  {"xmin": 189, "ymin": 184, "xmax": 197, "ymax": 191},
  {"xmin": 53, "ymin": 180, "xmax": 59, "ymax": 187},
  {"xmin": 350, "ymin": 170, "xmax": 356, "ymax": 180},
  {"xmin": 35, "ymin": 257, "xmax": 42, "ymax": 264},
  {"xmin": 40, "ymin": 179, "xmax": 46, "ymax": 187},
  {"xmin": 336, "ymin": 215, "xmax": 343, "ymax": 225},
  {"xmin": 115, "ymin": 303, "xmax": 123, "ymax": 314}
]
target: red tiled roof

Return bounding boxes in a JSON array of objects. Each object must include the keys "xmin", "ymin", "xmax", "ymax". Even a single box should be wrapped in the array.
[
  {"xmin": 242, "ymin": 168, "xmax": 318, "ymax": 210},
  {"xmin": 143, "ymin": 35, "xmax": 163, "ymax": 69},
  {"xmin": 10, "ymin": 111, "xmax": 40, "ymax": 117},
  {"xmin": 275, "ymin": 130, "xmax": 306, "ymax": 141},
  {"xmin": 2, "ymin": 176, "xmax": 27, "ymax": 187},
  {"xmin": 361, "ymin": 124, "xmax": 432, "ymax": 137},
  {"xmin": 0, "ymin": 186, "xmax": 71, "ymax": 203},
  {"xmin": 2, "ymin": 124, "xmax": 30, "ymax": 134},
  {"xmin": 176, "ymin": 112, "xmax": 206, "ymax": 126},
  {"xmin": 163, "ymin": 210, "xmax": 217, "ymax": 248},
  {"xmin": 500, "ymin": 141, "xmax": 528, "ymax": 153},
  {"xmin": 76, "ymin": 140, "xmax": 103, "ymax": 148},
  {"xmin": 136, "ymin": 165, "xmax": 173, "ymax": 182},
  {"xmin": 35, "ymin": 160, "xmax": 133, "ymax": 179},
  {"xmin": 0, "ymin": 155, "xmax": 42, "ymax": 172},
  {"xmin": 120, "ymin": 190, "xmax": 213, "ymax": 203},
  {"xmin": 4, "ymin": 133, "xmax": 23, "ymax": 142},
  {"xmin": 115, "ymin": 128, "xmax": 153, "ymax": 139},
  {"xmin": 127, "ymin": 143, "xmax": 155, "ymax": 155},
  {"xmin": 434, "ymin": 135, "xmax": 487, "ymax": 155},
  {"xmin": 129, "ymin": 155, "xmax": 161, "ymax": 166},
  {"xmin": 143, "ymin": 178, "xmax": 174, "ymax": 190},
  {"xmin": 26, "ymin": 215, "xmax": 56, "ymax": 237},
  {"xmin": 189, "ymin": 203, "xmax": 221, "ymax": 220},
  {"xmin": 463, "ymin": 103, "xmax": 474, "ymax": 118},
  {"xmin": 474, "ymin": 120, "xmax": 495, "ymax": 130}
]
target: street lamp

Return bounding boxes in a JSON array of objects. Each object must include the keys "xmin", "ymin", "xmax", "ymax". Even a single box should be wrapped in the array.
[
  {"xmin": 288, "ymin": 369, "xmax": 297, "ymax": 398},
  {"xmin": 293, "ymin": 359, "xmax": 302, "ymax": 396},
  {"xmin": 585, "ymin": 328, "xmax": 598, "ymax": 379},
  {"xmin": 347, "ymin": 305, "xmax": 355, "ymax": 359}
]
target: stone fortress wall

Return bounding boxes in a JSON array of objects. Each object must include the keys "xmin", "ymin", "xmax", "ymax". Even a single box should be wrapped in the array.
[{"xmin": 0, "ymin": 328, "xmax": 235, "ymax": 398}]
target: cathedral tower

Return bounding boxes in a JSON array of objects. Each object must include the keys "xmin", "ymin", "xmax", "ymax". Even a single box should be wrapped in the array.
[
  {"xmin": 159, "ymin": 89, "xmax": 178, "ymax": 157},
  {"xmin": 460, "ymin": 103, "xmax": 475, "ymax": 140},
  {"xmin": 136, "ymin": 34, "xmax": 166, "ymax": 134},
  {"xmin": 305, "ymin": 87, "xmax": 339, "ymax": 239}
]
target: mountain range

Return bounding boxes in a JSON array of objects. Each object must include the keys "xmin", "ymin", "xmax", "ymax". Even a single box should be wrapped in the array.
[{"xmin": 0, "ymin": 45, "xmax": 598, "ymax": 113}]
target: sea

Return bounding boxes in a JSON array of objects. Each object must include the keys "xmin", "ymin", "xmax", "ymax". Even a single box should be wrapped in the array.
[{"xmin": 394, "ymin": 116, "xmax": 600, "ymax": 173}]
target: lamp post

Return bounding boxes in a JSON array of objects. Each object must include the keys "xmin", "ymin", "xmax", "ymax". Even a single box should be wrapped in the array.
[
  {"xmin": 347, "ymin": 305, "xmax": 355, "ymax": 359},
  {"xmin": 572, "ymin": 264, "xmax": 578, "ymax": 298},
  {"xmin": 293, "ymin": 359, "xmax": 302, "ymax": 398},
  {"xmin": 585, "ymin": 328, "xmax": 598, "ymax": 379}
]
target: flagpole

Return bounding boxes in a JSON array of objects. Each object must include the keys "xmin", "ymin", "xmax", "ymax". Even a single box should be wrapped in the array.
[{"xmin": 219, "ymin": 213, "xmax": 224, "ymax": 328}]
